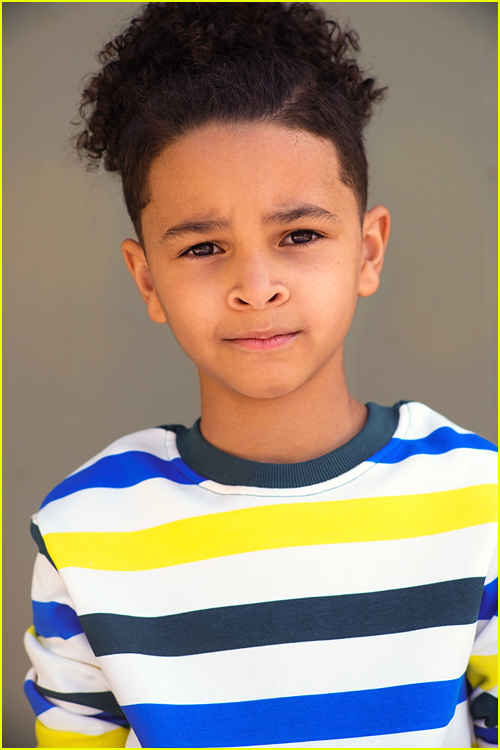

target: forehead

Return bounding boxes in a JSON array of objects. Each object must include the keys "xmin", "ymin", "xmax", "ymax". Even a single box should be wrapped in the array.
[{"xmin": 145, "ymin": 123, "xmax": 354, "ymax": 221}]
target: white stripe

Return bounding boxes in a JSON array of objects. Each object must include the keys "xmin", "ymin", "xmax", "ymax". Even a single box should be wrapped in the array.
[
  {"xmin": 101, "ymin": 625, "xmax": 475, "ymax": 705},
  {"xmin": 125, "ymin": 728, "xmax": 140, "ymax": 748},
  {"xmin": 245, "ymin": 727, "xmax": 447, "ymax": 748},
  {"xmin": 402, "ymin": 402, "xmax": 479, "ymax": 440},
  {"xmin": 485, "ymin": 573, "xmax": 498, "ymax": 588},
  {"xmin": 28, "ymin": 629, "xmax": 99, "ymax": 669},
  {"xmin": 25, "ymin": 629, "xmax": 107, "ymax": 694},
  {"xmin": 472, "ymin": 616, "xmax": 498, "ymax": 655},
  {"xmin": 443, "ymin": 695, "xmax": 475, "ymax": 747},
  {"xmin": 60, "ymin": 525, "xmax": 495, "ymax": 617},
  {"xmin": 42, "ymin": 696, "xmax": 105, "ymax": 717},
  {"xmin": 37, "ymin": 448, "xmax": 496, "ymax": 534},
  {"xmin": 38, "ymin": 478, "xmax": 209, "ymax": 533},
  {"xmin": 364, "ymin": 448, "xmax": 497, "ymax": 491},
  {"xmin": 36, "ymin": 707, "xmax": 123, "ymax": 736},
  {"xmin": 32, "ymin": 553, "xmax": 77, "ymax": 605}
]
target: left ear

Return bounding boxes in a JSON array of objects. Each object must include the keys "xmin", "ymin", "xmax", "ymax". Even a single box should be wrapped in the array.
[
  {"xmin": 358, "ymin": 205, "xmax": 391, "ymax": 298},
  {"xmin": 121, "ymin": 238, "xmax": 168, "ymax": 324}
]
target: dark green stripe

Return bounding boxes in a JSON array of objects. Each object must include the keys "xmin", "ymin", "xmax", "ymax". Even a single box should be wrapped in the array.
[
  {"xmin": 36, "ymin": 686, "xmax": 125, "ymax": 717},
  {"xmin": 80, "ymin": 577, "xmax": 484, "ymax": 658},
  {"xmin": 161, "ymin": 401, "xmax": 402, "ymax": 488},
  {"xmin": 470, "ymin": 691, "xmax": 498, "ymax": 728},
  {"xmin": 30, "ymin": 520, "xmax": 57, "ymax": 569}
]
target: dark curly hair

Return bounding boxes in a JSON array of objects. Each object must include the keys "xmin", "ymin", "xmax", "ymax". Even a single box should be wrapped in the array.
[{"xmin": 74, "ymin": 2, "xmax": 386, "ymax": 246}]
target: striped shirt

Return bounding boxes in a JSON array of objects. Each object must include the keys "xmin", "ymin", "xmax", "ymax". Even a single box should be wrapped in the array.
[{"xmin": 24, "ymin": 401, "xmax": 498, "ymax": 748}]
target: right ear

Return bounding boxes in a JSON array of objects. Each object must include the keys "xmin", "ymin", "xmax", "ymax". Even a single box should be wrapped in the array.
[{"xmin": 121, "ymin": 239, "xmax": 167, "ymax": 324}]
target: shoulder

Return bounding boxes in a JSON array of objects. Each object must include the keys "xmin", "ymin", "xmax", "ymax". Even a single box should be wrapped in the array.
[
  {"xmin": 365, "ymin": 402, "xmax": 497, "ymax": 544},
  {"xmin": 398, "ymin": 401, "xmax": 497, "ymax": 454},
  {"xmin": 386, "ymin": 400, "xmax": 498, "ymax": 489},
  {"xmin": 40, "ymin": 426, "xmax": 173, "ymax": 506},
  {"xmin": 32, "ymin": 426, "xmax": 198, "ymax": 540},
  {"xmin": 400, "ymin": 401, "xmax": 496, "ymax": 445}
]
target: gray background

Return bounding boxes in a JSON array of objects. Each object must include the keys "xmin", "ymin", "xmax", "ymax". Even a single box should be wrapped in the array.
[{"xmin": 3, "ymin": 3, "xmax": 497, "ymax": 747}]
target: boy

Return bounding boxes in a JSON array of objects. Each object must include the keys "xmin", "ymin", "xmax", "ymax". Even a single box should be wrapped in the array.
[{"xmin": 24, "ymin": 3, "xmax": 497, "ymax": 748}]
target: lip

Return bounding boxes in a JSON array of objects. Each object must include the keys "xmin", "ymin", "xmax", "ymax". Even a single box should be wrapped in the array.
[{"xmin": 226, "ymin": 330, "xmax": 300, "ymax": 351}]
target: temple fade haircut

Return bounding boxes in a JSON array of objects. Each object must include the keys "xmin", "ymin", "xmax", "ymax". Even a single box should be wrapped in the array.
[{"xmin": 74, "ymin": 2, "xmax": 386, "ymax": 246}]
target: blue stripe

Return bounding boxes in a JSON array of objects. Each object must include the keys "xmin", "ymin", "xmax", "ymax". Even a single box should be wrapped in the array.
[
  {"xmin": 94, "ymin": 711, "xmax": 130, "ymax": 727},
  {"xmin": 370, "ymin": 427, "xmax": 496, "ymax": 464},
  {"xmin": 33, "ymin": 601, "xmax": 84, "ymax": 640},
  {"xmin": 457, "ymin": 675, "xmax": 468, "ymax": 704},
  {"xmin": 474, "ymin": 725, "xmax": 498, "ymax": 744},
  {"xmin": 24, "ymin": 680, "xmax": 130, "ymax": 726},
  {"xmin": 479, "ymin": 579, "xmax": 498, "ymax": 621},
  {"xmin": 41, "ymin": 453, "xmax": 204, "ymax": 506},
  {"xmin": 24, "ymin": 679, "xmax": 53, "ymax": 716},
  {"xmin": 124, "ymin": 676, "xmax": 465, "ymax": 748}
]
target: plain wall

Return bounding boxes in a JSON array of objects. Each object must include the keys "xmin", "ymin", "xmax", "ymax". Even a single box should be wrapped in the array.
[{"xmin": 3, "ymin": 3, "xmax": 497, "ymax": 747}]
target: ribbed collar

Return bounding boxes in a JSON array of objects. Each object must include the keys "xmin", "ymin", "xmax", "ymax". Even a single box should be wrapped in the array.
[{"xmin": 162, "ymin": 402, "xmax": 402, "ymax": 489}]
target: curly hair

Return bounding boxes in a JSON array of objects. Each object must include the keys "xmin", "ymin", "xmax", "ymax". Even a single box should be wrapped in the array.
[{"xmin": 74, "ymin": 2, "xmax": 386, "ymax": 245}]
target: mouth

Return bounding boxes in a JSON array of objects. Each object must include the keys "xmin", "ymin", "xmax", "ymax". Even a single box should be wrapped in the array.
[{"xmin": 225, "ymin": 330, "xmax": 300, "ymax": 351}]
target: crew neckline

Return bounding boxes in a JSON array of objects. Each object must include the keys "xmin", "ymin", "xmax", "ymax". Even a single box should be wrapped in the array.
[{"xmin": 160, "ymin": 401, "xmax": 403, "ymax": 489}]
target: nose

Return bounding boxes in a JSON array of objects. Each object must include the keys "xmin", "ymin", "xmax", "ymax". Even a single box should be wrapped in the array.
[{"xmin": 226, "ymin": 254, "xmax": 290, "ymax": 310}]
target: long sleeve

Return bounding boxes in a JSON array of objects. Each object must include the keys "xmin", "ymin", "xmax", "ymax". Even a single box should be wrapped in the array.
[
  {"xmin": 467, "ymin": 551, "xmax": 498, "ymax": 748},
  {"xmin": 24, "ymin": 542, "xmax": 130, "ymax": 748},
  {"xmin": 23, "ymin": 409, "xmax": 498, "ymax": 748}
]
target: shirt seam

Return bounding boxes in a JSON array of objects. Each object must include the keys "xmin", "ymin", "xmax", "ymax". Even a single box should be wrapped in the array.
[{"xmin": 162, "ymin": 403, "xmax": 411, "ymax": 498}]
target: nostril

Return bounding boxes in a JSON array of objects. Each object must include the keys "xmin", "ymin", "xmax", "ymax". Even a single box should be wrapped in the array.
[{"xmin": 228, "ymin": 286, "xmax": 289, "ymax": 309}]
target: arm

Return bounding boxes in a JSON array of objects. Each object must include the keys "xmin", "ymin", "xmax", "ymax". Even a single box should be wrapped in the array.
[
  {"xmin": 24, "ymin": 544, "xmax": 130, "ymax": 748},
  {"xmin": 467, "ymin": 555, "xmax": 498, "ymax": 749}
]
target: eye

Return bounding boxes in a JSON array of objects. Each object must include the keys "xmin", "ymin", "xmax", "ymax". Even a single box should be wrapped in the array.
[
  {"xmin": 281, "ymin": 229, "xmax": 322, "ymax": 246},
  {"xmin": 183, "ymin": 242, "xmax": 222, "ymax": 257}
]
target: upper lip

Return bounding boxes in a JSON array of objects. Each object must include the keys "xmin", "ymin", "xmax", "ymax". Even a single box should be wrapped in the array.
[{"xmin": 226, "ymin": 329, "xmax": 299, "ymax": 340}]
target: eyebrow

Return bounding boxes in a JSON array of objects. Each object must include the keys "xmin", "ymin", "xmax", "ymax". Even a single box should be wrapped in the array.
[
  {"xmin": 263, "ymin": 204, "xmax": 340, "ymax": 226},
  {"xmin": 161, "ymin": 219, "xmax": 230, "ymax": 243},
  {"xmin": 160, "ymin": 203, "xmax": 339, "ymax": 244}
]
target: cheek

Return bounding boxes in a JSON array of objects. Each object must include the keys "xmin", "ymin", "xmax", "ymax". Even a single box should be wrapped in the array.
[
  {"xmin": 301, "ymin": 259, "xmax": 359, "ymax": 314},
  {"xmin": 158, "ymin": 277, "xmax": 217, "ymax": 342}
]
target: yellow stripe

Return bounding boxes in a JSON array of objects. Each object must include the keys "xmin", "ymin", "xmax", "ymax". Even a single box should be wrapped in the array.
[
  {"xmin": 466, "ymin": 654, "xmax": 498, "ymax": 691},
  {"xmin": 36, "ymin": 720, "xmax": 128, "ymax": 748},
  {"xmin": 45, "ymin": 484, "xmax": 496, "ymax": 571}
]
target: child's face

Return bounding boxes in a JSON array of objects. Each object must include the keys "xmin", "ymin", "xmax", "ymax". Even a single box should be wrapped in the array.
[{"xmin": 123, "ymin": 123, "xmax": 389, "ymax": 400}]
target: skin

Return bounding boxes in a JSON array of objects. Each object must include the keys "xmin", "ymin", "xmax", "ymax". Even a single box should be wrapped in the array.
[{"xmin": 122, "ymin": 123, "xmax": 390, "ymax": 463}]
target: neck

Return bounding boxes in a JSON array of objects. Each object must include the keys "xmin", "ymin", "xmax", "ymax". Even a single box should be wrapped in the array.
[{"xmin": 198, "ymin": 354, "xmax": 367, "ymax": 464}]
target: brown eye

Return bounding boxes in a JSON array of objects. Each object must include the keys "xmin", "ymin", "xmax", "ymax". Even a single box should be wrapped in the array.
[
  {"xmin": 186, "ymin": 242, "xmax": 221, "ymax": 256},
  {"xmin": 282, "ymin": 229, "xmax": 321, "ymax": 246},
  {"xmin": 290, "ymin": 230, "xmax": 314, "ymax": 244}
]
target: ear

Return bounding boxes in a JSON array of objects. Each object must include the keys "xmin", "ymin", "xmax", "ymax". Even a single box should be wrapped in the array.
[
  {"xmin": 358, "ymin": 205, "xmax": 391, "ymax": 298},
  {"xmin": 121, "ymin": 239, "xmax": 167, "ymax": 324}
]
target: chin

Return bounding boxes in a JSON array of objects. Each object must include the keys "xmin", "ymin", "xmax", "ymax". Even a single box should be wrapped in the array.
[{"xmin": 226, "ymin": 375, "xmax": 305, "ymax": 400}]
